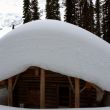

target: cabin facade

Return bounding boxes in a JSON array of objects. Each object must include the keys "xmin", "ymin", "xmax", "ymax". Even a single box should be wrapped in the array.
[{"xmin": 0, "ymin": 67, "xmax": 100, "ymax": 109}]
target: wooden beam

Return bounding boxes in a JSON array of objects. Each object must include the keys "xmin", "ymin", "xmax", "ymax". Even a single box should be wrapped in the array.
[
  {"xmin": 67, "ymin": 77, "xmax": 74, "ymax": 93},
  {"xmin": 90, "ymin": 83, "xmax": 104, "ymax": 102},
  {"xmin": 8, "ymin": 78, "xmax": 13, "ymax": 106},
  {"xmin": 40, "ymin": 69, "xmax": 45, "ymax": 108},
  {"xmin": 12, "ymin": 75, "xmax": 20, "ymax": 91},
  {"xmin": 75, "ymin": 78, "xmax": 80, "ymax": 108}
]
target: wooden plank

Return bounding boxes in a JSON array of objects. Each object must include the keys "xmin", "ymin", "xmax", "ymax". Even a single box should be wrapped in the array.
[
  {"xmin": 8, "ymin": 78, "xmax": 13, "ymax": 106},
  {"xmin": 75, "ymin": 78, "xmax": 80, "ymax": 108},
  {"xmin": 35, "ymin": 68, "xmax": 39, "ymax": 76},
  {"xmin": 40, "ymin": 69, "xmax": 45, "ymax": 108}
]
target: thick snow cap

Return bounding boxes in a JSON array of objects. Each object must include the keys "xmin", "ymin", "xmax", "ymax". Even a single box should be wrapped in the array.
[{"xmin": 0, "ymin": 20, "xmax": 110, "ymax": 91}]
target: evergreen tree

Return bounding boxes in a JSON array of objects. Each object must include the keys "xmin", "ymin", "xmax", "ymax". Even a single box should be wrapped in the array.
[
  {"xmin": 31, "ymin": 0, "xmax": 39, "ymax": 20},
  {"xmin": 95, "ymin": 0, "xmax": 101, "ymax": 37},
  {"xmin": 76, "ymin": 1, "xmax": 83, "ymax": 26},
  {"xmin": 102, "ymin": 1, "xmax": 107, "ymax": 39},
  {"xmin": 103, "ymin": 0, "xmax": 110, "ymax": 43},
  {"xmin": 81, "ymin": 0, "xmax": 89, "ymax": 30},
  {"xmin": 23, "ymin": 0, "xmax": 31, "ymax": 23},
  {"xmin": 89, "ymin": 0, "xmax": 94, "ymax": 33},
  {"xmin": 65, "ymin": 0, "xmax": 76, "ymax": 24},
  {"xmin": 78, "ymin": 1, "xmax": 83, "ymax": 27},
  {"xmin": 46, "ymin": 0, "xmax": 60, "ymax": 20},
  {"xmin": 81, "ymin": 0, "xmax": 94, "ymax": 33}
]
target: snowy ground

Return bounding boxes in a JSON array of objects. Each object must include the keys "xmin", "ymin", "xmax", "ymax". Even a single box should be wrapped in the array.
[
  {"xmin": 0, "ymin": 21, "xmax": 23, "ymax": 39},
  {"xmin": 0, "ymin": 27, "xmax": 12, "ymax": 39},
  {"xmin": 0, "ymin": 105, "xmax": 110, "ymax": 110}
]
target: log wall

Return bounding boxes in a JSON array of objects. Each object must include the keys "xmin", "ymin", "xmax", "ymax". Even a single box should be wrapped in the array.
[{"xmin": 3, "ymin": 67, "xmax": 97, "ymax": 108}]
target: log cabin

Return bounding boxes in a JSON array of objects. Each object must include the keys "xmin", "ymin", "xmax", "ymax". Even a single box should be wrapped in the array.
[
  {"xmin": 0, "ymin": 20, "xmax": 110, "ymax": 109},
  {"xmin": 0, "ymin": 67, "xmax": 103, "ymax": 108}
]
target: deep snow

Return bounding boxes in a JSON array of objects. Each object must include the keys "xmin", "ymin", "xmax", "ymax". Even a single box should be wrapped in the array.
[
  {"xmin": 0, "ymin": 20, "xmax": 110, "ymax": 92},
  {"xmin": 0, "ymin": 105, "xmax": 110, "ymax": 110},
  {"xmin": 0, "ymin": 27, "xmax": 11, "ymax": 39}
]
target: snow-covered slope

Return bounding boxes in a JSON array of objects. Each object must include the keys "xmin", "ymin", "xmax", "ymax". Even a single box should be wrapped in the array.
[
  {"xmin": 0, "ymin": 20, "xmax": 110, "ymax": 92},
  {"xmin": 0, "ymin": 13, "xmax": 23, "ymax": 38},
  {"xmin": 0, "ymin": 13, "xmax": 22, "ymax": 27},
  {"xmin": 0, "ymin": 27, "xmax": 12, "ymax": 39}
]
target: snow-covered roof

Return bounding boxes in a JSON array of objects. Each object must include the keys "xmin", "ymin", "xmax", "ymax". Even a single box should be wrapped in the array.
[{"xmin": 0, "ymin": 20, "xmax": 110, "ymax": 91}]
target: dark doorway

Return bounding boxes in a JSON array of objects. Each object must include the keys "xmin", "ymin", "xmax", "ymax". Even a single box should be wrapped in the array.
[{"xmin": 58, "ymin": 86, "xmax": 70, "ymax": 107}]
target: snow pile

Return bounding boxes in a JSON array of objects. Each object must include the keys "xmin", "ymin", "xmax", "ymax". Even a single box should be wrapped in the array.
[
  {"xmin": 0, "ymin": 20, "xmax": 110, "ymax": 91},
  {"xmin": 0, "ymin": 105, "xmax": 110, "ymax": 110},
  {"xmin": 0, "ymin": 27, "xmax": 12, "ymax": 39}
]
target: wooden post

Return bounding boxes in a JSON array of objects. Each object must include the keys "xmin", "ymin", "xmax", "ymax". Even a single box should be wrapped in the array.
[
  {"xmin": 8, "ymin": 78, "xmax": 13, "ymax": 106},
  {"xmin": 40, "ymin": 69, "xmax": 45, "ymax": 108},
  {"xmin": 75, "ymin": 78, "xmax": 80, "ymax": 108}
]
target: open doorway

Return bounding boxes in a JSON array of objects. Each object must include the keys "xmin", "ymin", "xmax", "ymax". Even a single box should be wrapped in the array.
[{"xmin": 58, "ymin": 86, "xmax": 70, "ymax": 108}]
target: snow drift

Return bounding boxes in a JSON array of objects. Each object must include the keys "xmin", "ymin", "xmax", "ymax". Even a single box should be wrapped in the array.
[
  {"xmin": 0, "ymin": 105, "xmax": 110, "ymax": 110},
  {"xmin": 0, "ymin": 20, "xmax": 110, "ymax": 92}
]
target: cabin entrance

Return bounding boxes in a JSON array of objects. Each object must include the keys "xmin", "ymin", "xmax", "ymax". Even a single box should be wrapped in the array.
[
  {"xmin": 0, "ymin": 67, "xmax": 100, "ymax": 108},
  {"xmin": 26, "ymin": 88, "xmax": 40, "ymax": 108}
]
